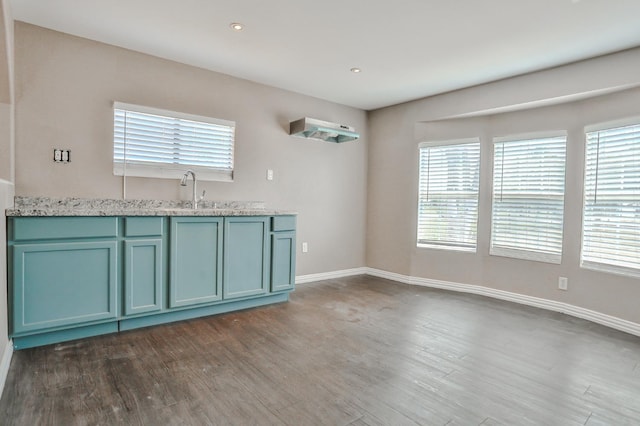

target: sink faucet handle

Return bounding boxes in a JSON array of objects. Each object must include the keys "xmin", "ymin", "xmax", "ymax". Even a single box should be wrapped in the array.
[{"xmin": 199, "ymin": 189, "xmax": 206, "ymax": 201}]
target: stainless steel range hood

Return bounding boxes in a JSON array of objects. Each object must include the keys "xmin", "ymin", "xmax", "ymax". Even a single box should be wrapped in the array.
[{"xmin": 289, "ymin": 117, "xmax": 360, "ymax": 143}]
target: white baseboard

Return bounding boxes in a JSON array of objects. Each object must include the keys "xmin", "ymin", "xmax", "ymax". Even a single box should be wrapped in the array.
[
  {"xmin": 296, "ymin": 267, "xmax": 368, "ymax": 284},
  {"xmin": 0, "ymin": 340, "xmax": 13, "ymax": 400},
  {"xmin": 366, "ymin": 268, "xmax": 640, "ymax": 338}
]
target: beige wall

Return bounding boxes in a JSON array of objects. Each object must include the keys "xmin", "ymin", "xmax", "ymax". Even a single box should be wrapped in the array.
[
  {"xmin": 0, "ymin": 0, "xmax": 14, "ymax": 397},
  {"xmin": 0, "ymin": 0, "xmax": 10, "ymax": 104},
  {"xmin": 367, "ymin": 49, "xmax": 640, "ymax": 324},
  {"xmin": 0, "ymin": 0, "xmax": 13, "ymax": 182},
  {"xmin": 0, "ymin": 102, "xmax": 11, "ymax": 181},
  {"xmin": 14, "ymin": 22, "xmax": 368, "ymax": 275}
]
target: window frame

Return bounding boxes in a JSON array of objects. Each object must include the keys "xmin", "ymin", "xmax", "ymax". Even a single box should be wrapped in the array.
[
  {"xmin": 489, "ymin": 131, "xmax": 567, "ymax": 264},
  {"xmin": 113, "ymin": 102, "xmax": 235, "ymax": 182},
  {"xmin": 416, "ymin": 138, "xmax": 481, "ymax": 253},
  {"xmin": 581, "ymin": 118, "xmax": 640, "ymax": 278}
]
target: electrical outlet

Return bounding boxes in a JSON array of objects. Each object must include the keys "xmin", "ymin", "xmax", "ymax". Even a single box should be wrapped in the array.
[
  {"xmin": 558, "ymin": 276, "xmax": 568, "ymax": 291},
  {"xmin": 53, "ymin": 148, "xmax": 71, "ymax": 163},
  {"xmin": 302, "ymin": 242, "xmax": 308, "ymax": 253},
  {"xmin": 267, "ymin": 169, "xmax": 274, "ymax": 181}
]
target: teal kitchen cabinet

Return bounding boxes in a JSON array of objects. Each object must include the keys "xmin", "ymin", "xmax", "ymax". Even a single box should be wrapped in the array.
[
  {"xmin": 169, "ymin": 217, "xmax": 223, "ymax": 308},
  {"xmin": 271, "ymin": 216, "xmax": 296, "ymax": 292},
  {"xmin": 8, "ymin": 213, "xmax": 295, "ymax": 349},
  {"xmin": 9, "ymin": 217, "xmax": 119, "ymax": 343},
  {"xmin": 223, "ymin": 217, "xmax": 270, "ymax": 300},
  {"xmin": 123, "ymin": 217, "xmax": 164, "ymax": 316}
]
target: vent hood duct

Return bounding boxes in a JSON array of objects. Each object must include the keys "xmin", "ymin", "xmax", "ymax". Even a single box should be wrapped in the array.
[{"xmin": 289, "ymin": 117, "xmax": 359, "ymax": 143}]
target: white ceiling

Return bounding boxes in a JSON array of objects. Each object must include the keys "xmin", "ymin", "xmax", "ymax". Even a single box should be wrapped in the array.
[{"xmin": 9, "ymin": 0, "xmax": 640, "ymax": 110}]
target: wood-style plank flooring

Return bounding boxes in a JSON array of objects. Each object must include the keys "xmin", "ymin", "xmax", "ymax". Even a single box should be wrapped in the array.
[{"xmin": 1, "ymin": 275, "xmax": 640, "ymax": 425}]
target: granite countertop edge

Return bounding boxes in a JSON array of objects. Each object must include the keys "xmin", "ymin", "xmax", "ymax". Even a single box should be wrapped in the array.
[
  {"xmin": 5, "ymin": 208, "xmax": 298, "ymax": 217},
  {"xmin": 5, "ymin": 196, "xmax": 297, "ymax": 217}
]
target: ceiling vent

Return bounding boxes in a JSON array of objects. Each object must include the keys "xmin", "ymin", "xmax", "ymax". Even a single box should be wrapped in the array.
[{"xmin": 289, "ymin": 117, "xmax": 359, "ymax": 143}]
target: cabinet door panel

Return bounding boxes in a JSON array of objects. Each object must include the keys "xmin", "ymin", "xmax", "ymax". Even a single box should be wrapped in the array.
[
  {"xmin": 223, "ymin": 217, "xmax": 269, "ymax": 299},
  {"xmin": 12, "ymin": 241, "xmax": 118, "ymax": 334},
  {"xmin": 271, "ymin": 231, "xmax": 296, "ymax": 292},
  {"xmin": 170, "ymin": 217, "xmax": 223, "ymax": 308},
  {"xmin": 124, "ymin": 239, "xmax": 162, "ymax": 315}
]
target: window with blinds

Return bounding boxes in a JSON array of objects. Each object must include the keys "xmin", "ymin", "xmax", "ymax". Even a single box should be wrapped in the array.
[
  {"xmin": 490, "ymin": 134, "xmax": 567, "ymax": 263},
  {"xmin": 581, "ymin": 122, "xmax": 640, "ymax": 277},
  {"xmin": 113, "ymin": 102, "xmax": 235, "ymax": 181},
  {"xmin": 417, "ymin": 139, "xmax": 480, "ymax": 252}
]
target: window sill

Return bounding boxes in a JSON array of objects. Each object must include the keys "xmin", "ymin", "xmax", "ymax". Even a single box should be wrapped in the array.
[
  {"xmin": 417, "ymin": 243, "xmax": 476, "ymax": 253},
  {"xmin": 114, "ymin": 164, "xmax": 233, "ymax": 182}
]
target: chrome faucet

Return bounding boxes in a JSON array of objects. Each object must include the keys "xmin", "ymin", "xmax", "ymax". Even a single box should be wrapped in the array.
[{"xmin": 180, "ymin": 170, "xmax": 205, "ymax": 209}]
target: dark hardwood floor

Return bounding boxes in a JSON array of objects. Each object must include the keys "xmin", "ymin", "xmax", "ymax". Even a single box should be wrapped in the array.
[{"xmin": 1, "ymin": 275, "xmax": 639, "ymax": 425}]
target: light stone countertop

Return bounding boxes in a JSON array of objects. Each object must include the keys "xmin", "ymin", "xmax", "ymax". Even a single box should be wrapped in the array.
[{"xmin": 6, "ymin": 196, "xmax": 297, "ymax": 217}]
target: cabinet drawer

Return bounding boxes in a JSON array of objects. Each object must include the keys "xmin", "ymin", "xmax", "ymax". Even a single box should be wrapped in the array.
[
  {"xmin": 272, "ymin": 215, "xmax": 296, "ymax": 232},
  {"xmin": 124, "ymin": 217, "xmax": 164, "ymax": 237},
  {"xmin": 11, "ymin": 217, "xmax": 119, "ymax": 241}
]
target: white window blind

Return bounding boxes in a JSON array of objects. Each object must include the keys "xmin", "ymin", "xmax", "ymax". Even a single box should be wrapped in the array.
[
  {"xmin": 581, "ymin": 122, "xmax": 640, "ymax": 277},
  {"xmin": 417, "ymin": 140, "xmax": 480, "ymax": 252},
  {"xmin": 113, "ymin": 102, "xmax": 235, "ymax": 181},
  {"xmin": 490, "ymin": 134, "xmax": 567, "ymax": 263}
]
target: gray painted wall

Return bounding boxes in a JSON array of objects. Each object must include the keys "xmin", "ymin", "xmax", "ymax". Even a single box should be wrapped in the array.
[
  {"xmin": 14, "ymin": 22, "xmax": 368, "ymax": 276},
  {"xmin": 367, "ymin": 49, "xmax": 640, "ymax": 324}
]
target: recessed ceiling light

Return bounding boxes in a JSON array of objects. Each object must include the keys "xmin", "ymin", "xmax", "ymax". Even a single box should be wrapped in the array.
[
  {"xmin": 230, "ymin": 23, "xmax": 244, "ymax": 31},
  {"xmin": 350, "ymin": 67, "xmax": 361, "ymax": 73}
]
